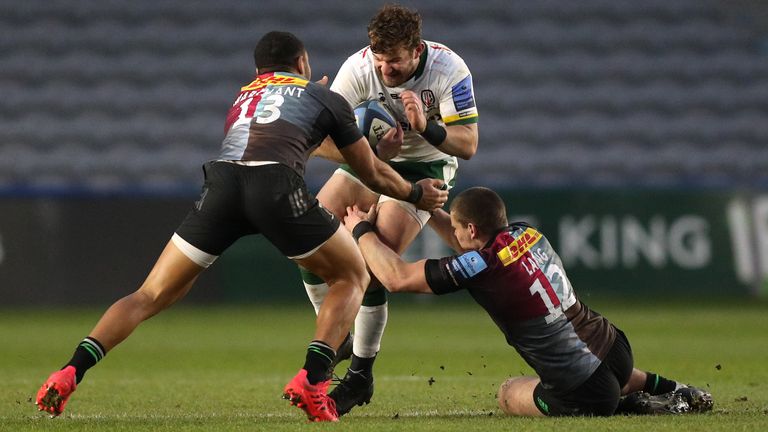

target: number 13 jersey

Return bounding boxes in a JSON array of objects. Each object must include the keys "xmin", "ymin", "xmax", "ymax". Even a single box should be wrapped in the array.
[{"xmin": 219, "ymin": 72, "xmax": 362, "ymax": 176}]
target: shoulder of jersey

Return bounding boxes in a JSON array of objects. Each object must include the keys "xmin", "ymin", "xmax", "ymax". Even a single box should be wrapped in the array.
[
  {"xmin": 424, "ymin": 41, "xmax": 465, "ymax": 63},
  {"xmin": 303, "ymin": 80, "xmax": 324, "ymax": 94},
  {"xmin": 337, "ymin": 46, "xmax": 375, "ymax": 74},
  {"xmin": 350, "ymin": 46, "xmax": 373, "ymax": 62},
  {"xmin": 424, "ymin": 40, "xmax": 453, "ymax": 51}
]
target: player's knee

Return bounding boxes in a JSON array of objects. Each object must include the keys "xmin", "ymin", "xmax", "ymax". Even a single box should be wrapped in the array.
[
  {"xmin": 142, "ymin": 289, "xmax": 169, "ymax": 310},
  {"xmin": 497, "ymin": 379, "xmax": 514, "ymax": 414},
  {"xmin": 352, "ymin": 266, "xmax": 371, "ymax": 295},
  {"xmin": 347, "ymin": 253, "xmax": 371, "ymax": 292},
  {"xmin": 497, "ymin": 377, "xmax": 535, "ymax": 416},
  {"xmin": 327, "ymin": 264, "xmax": 369, "ymax": 297},
  {"xmin": 135, "ymin": 279, "xmax": 178, "ymax": 313}
]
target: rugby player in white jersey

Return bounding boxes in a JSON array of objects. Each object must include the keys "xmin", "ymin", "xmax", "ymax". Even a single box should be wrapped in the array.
[{"xmin": 305, "ymin": 4, "xmax": 479, "ymax": 416}]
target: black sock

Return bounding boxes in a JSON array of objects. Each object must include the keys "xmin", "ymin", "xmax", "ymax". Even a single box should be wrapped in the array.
[
  {"xmin": 64, "ymin": 337, "xmax": 106, "ymax": 384},
  {"xmin": 303, "ymin": 341, "xmax": 335, "ymax": 384},
  {"xmin": 643, "ymin": 372, "xmax": 678, "ymax": 395},
  {"xmin": 348, "ymin": 353, "xmax": 376, "ymax": 377}
]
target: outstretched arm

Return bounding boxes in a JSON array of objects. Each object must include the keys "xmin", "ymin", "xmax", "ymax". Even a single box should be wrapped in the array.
[
  {"xmin": 343, "ymin": 205, "xmax": 434, "ymax": 294},
  {"xmin": 427, "ymin": 208, "xmax": 463, "ymax": 253},
  {"xmin": 312, "ymin": 125, "xmax": 403, "ymax": 163}
]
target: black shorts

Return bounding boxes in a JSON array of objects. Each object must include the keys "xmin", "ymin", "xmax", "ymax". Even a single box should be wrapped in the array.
[
  {"xmin": 175, "ymin": 161, "xmax": 339, "ymax": 259},
  {"xmin": 533, "ymin": 328, "xmax": 634, "ymax": 417}
]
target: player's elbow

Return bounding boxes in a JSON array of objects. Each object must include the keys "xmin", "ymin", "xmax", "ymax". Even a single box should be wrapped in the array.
[
  {"xmin": 356, "ymin": 167, "xmax": 388, "ymax": 193},
  {"xmin": 457, "ymin": 140, "xmax": 478, "ymax": 160},
  {"xmin": 359, "ymin": 172, "xmax": 386, "ymax": 193},
  {"xmin": 381, "ymin": 275, "xmax": 410, "ymax": 293},
  {"xmin": 452, "ymin": 126, "xmax": 478, "ymax": 160},
  {"xmin": 380, "ymin": 266, "xmax": 421, "ymax": 294}
]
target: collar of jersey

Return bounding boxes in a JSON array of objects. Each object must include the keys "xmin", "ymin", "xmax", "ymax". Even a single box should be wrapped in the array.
[
  {"xmin": 411, "ymin": 42, "xmax": 429, "ymax": 81},
  {"xmin": 256, "ymin": 71, "xmax": 303, "ymax": 79},
  {"xmin": 484, "ymin": 224, "xmax": 516, "ymax": 249}
]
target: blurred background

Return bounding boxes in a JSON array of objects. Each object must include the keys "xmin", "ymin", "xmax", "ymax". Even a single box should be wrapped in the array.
[{"xmin": 1, "ymin": 0, "xmax": 767, "ymax": 305}]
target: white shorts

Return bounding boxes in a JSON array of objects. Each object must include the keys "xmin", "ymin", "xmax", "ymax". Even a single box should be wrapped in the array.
[{"xmin": 334, "ymin": 168, "xmax": 432, "ymax": 229}]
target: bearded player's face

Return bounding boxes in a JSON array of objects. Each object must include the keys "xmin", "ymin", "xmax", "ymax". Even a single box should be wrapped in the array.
[{"xmin": 372, "ymin": 44, "xmax": 422, "ymax": 87}]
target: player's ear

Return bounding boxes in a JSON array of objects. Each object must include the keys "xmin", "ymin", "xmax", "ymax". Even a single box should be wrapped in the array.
[
  {"xmin": 296, "ymin": 52, "xmax": 311, "ymax": 79},
  {"xmin": 467, "ymin": 222, "xmax": 479, "ymax": 240},
  {"xmin": 413, "ymin": 42, "xmax": 425, "ymax": 59}
]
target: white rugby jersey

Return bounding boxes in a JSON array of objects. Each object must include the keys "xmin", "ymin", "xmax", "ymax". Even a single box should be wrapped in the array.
[{"xmin": 330, "ymin": 40, "xmax": 479, "ymax": 163}]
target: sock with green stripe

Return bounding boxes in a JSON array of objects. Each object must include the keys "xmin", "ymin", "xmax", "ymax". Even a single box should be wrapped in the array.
[
  {"xmin": 643, "ymin": 372, "xmax": 679, "ymax": 395},
  {"xmin": 303, "ymin": 340, "xmax": 336, "ymax": 384},
  {"xmin": 64, "ymin": 337, "xmax": 106, "ymax": 383}
]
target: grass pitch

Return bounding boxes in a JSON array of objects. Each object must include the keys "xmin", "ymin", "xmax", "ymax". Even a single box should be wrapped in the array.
[{"xmin": 1, "ymin": 298, "xmax": 766, "ymax": 431}]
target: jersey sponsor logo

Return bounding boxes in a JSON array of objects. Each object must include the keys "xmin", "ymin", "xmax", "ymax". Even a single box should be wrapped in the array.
[
  {"xmin": 421, "ymin": 90, "xmax": 436, "ymax": 109},
  {"xmin": 442, "ymin": 112, "xmax": 478, "ymax": 125},
  {"xmin": 497, "ymin": 228, "xmax": 543, "ymax": 267},
  {"xmin": 451, "ymin": 75, "xmax": 475, "ymax": 111},
  {"xmin": 240, "ymin": 73, "xmax": 308, "ymax": 92},
  {"xmin": 450, "ymin": 251, "xmax": 488, "ymax": 280}
]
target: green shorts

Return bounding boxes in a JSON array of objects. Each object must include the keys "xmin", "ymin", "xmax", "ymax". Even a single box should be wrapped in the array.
[
  {"xmin": 335, "ymin": 159, "xmax": 458, "ymax": 228},
  {"xmin": 338, "ymin": 159, "xmax": 458, "ymax": 188}
]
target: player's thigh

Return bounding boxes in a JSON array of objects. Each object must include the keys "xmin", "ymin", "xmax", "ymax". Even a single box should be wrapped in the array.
[
  {"xmin": 317, "ymin": 168, "xmax": 379, "ymax": 218},
  {"xmin": 294, "ymin": 225, "xmax": 369, "ymax": 289},
  {"xmin": 533, "ymin": 361, "xmax": 624, "ymax": 417},
  {"xmin": 374, "ymin": 199, "xmax": 425, "ymax": 253},
  {"xmin": 138, "ymin": 238, "xmax": 206, "ymax": 305},
  {"xmin": 176, "ymin": 161, "xmax": 252, "ymax": 257},
  {"xmin": 245, "ymin": 166, "xmax": 366, "ymax": 285},
  {"xmin": 498, "ymin": 376, "xmax": 544, "ymax": 417},
  {"xmin": 164, "ymin": 162, "xmax": 253, "ymax": 301},
  {"xmin": 233, "ymin": 164, "xmax": 336, "ymax": 260}
]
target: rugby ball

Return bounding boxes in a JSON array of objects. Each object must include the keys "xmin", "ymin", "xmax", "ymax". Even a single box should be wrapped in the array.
[{"xmin": 354, "ymin": 100, "xmax": 397, "ymax": 147}]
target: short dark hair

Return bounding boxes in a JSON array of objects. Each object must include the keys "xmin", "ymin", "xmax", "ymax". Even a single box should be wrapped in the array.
[
  {"xmin": 253, "ymin": 31, "xmax": 305, "ymax": 72},
  {"xmin": 368, "ymin": 4, "xmax": 422, "ymax": 53},
  {"xmin": 450, "ymin": 187, "xmax": 508, "ymax": 235}
]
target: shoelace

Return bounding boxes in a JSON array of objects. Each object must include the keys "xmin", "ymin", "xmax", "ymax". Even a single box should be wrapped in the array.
[
  {"xmin": 330, "ymin": 376, "xmax": 355, "ymax": 399},
  {"xmin": 324, "ymin": 395, "xmax": 338, "ymax": 415},
  {"xmin": 331, "ymin": 372, "xmax": 344, "ymax": 385}
]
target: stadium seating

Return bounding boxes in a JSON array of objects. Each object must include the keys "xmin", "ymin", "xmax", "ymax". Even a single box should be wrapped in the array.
[{"xmin": 1, "ymin": 0, "xmax": 766, "ymax": 192}]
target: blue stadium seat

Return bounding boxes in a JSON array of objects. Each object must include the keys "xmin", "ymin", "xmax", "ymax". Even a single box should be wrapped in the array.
[{"xmin": 1, "ymin": 0, "xmax": 766, "ymax": 191}]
